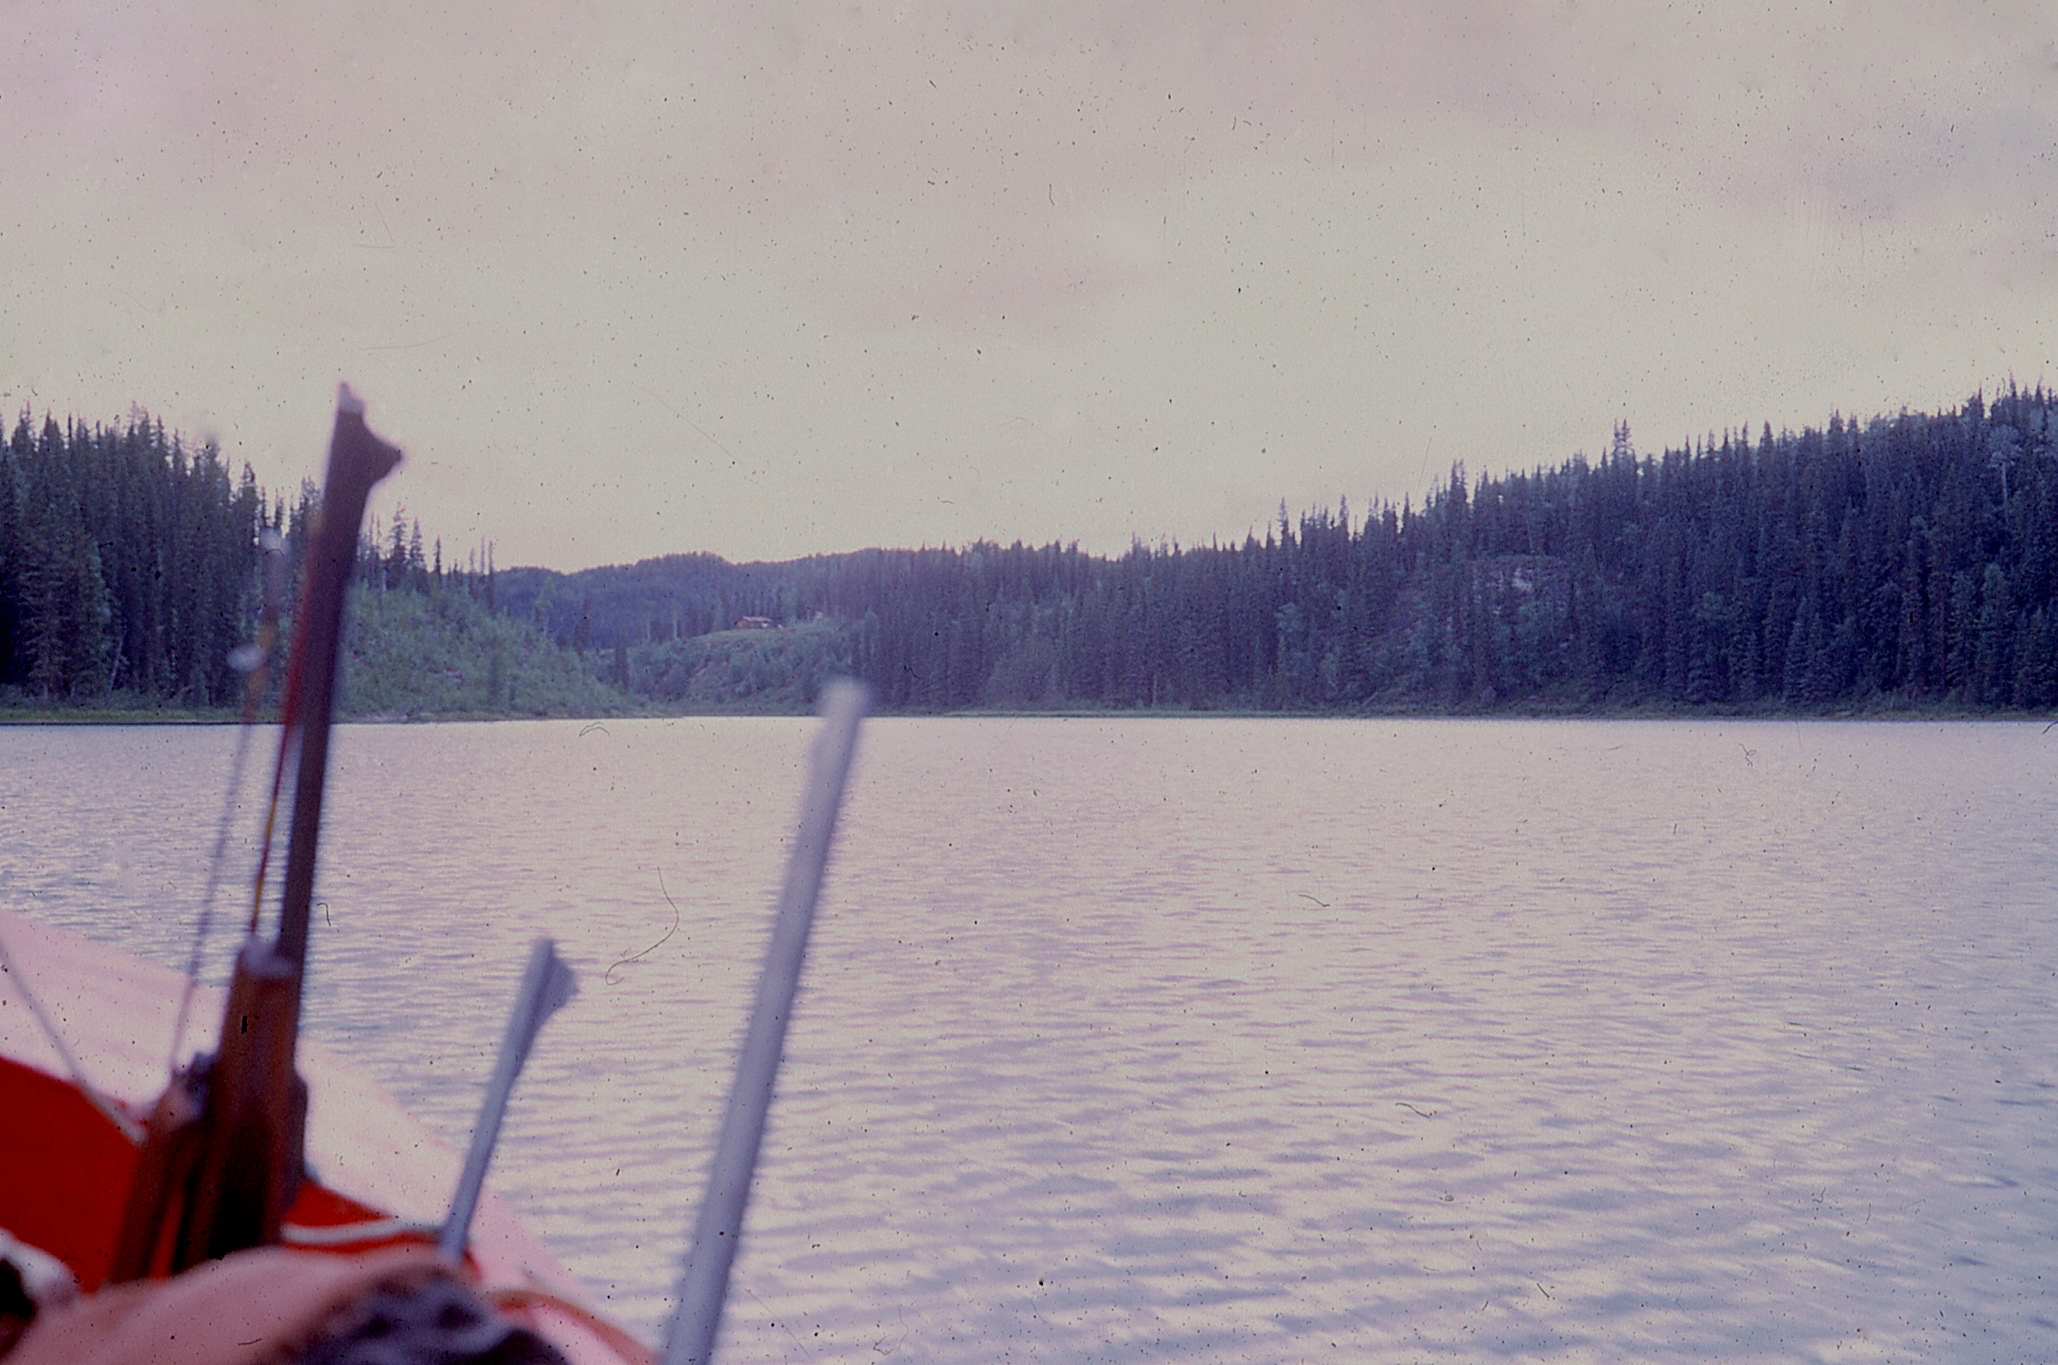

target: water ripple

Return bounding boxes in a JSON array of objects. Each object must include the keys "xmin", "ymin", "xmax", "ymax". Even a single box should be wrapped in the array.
[{"xmin": 2, "ymin": 718, "xmax": 2054, "ymax": 1361}]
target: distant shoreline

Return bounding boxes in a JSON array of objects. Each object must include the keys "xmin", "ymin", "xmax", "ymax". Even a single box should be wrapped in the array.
[{"xmin": 3, "ymin": 700, "xmax": 2047, "ymax": 725}]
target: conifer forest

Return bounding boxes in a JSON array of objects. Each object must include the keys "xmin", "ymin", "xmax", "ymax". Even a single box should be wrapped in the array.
[
  {"xmin": 0, "ymin": 412, "xmax": 263, "ymax": 706},
  {"xmin": 4, "ymin": 389, "xmax": 2056, "ymax": 716}
]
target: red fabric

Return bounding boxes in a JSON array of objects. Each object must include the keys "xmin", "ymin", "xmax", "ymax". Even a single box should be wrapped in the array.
[{"xmin": 0, "ymin": 1057, "xmax": 138, "ymax": 1292}]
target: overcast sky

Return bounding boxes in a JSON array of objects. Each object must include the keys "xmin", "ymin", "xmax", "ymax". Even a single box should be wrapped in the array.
[{"xmin": 6, "ymin": 1, "xmax": 2054, "ymax": 570}]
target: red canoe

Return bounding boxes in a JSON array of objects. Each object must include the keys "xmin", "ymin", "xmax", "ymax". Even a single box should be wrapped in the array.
[{"xmin": 0, "ymin": 906, "xmax": 651, "ymax": 1365}]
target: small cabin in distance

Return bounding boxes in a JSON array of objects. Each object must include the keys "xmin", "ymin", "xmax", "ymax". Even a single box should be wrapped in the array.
[{"xmin": 733, "ymin": 615, "xmax": 775, "ymax": 630}]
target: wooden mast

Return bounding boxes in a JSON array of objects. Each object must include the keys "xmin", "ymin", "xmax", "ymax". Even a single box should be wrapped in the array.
[{"xmin": 109, "ymin": 386, "xmax": 402, "ymax": 1280}]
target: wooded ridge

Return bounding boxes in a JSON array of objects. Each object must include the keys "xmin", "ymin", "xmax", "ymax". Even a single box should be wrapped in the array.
[
  {"xmin": 3, "ymin": 389, "xmax": 2054, "ymax": 716},
  {"xmin": 0, "ymin": 410, "xmax": 618, "ymax": 717},
  {"xmin": 510, "ymin": 389, "xmax": 2058, "ymax": 714}
]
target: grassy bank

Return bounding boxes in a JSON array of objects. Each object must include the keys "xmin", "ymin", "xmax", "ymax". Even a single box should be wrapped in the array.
[
  {"xmin": 340, "ymin": 584, "xmax": 634, "ymax": 718},
  {"xmin": 0, "ymin": 582, "xmax": 638, "ymax": 723}
]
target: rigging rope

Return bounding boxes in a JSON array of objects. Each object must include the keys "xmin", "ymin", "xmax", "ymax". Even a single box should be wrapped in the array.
[
  {"xmin": 0, "ymin": 923, "xmax": 143, "ymax": 1143},
  {"xmin": 169, "ymin": 528, "xmax": 291, "ymax": 1075}
]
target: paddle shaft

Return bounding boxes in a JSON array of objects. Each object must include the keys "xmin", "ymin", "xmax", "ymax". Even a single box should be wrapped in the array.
[{"xmin": 664, "ymin": 679, "xmax": 868, "ymax": 1365}]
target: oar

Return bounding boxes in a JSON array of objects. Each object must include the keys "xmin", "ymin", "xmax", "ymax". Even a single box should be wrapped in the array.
[
  {"xmin": 440, "ymin": 938, "xmax": 579, "ymax": 1260},
  {"xmin": 663, "ymin": 679, "xmax": 869, "ymax": 1365}
]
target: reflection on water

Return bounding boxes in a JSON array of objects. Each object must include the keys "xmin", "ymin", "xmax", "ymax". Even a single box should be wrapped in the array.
[{"xmin": 3, "ymin": 717, "xmax": 2055, "ymax": 1362}]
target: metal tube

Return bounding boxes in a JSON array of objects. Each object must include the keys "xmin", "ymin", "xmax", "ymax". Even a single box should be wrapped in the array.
[
  {"xmin": 440, "ymin": 938, "xmax": 578, "ymax": 1260},
  {"xmin": 663, "ymin": 679, "xmax": 869, "ymax": 1365}
]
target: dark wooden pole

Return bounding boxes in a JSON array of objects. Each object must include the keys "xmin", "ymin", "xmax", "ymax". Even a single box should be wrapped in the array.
[
  {"xmin": 274, "ymin": 388, "xmax": 402, "ymax": 971},
  {"xmin": 110, "ymin": 385, "xmax": 401, "ymax": 1279}
]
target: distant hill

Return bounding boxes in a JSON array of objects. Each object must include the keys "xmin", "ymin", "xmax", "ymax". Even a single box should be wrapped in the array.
[
  {"xmin": 496, "ymin": 552, "xmax": 778, "ymax": 649},
  {"xmin": 8, "ymin": 390, "xmax": 2055, "ymax": 718},
  {"xmin": 493, "ymin": 390, "xmax": 2058, "ymax": 714}
]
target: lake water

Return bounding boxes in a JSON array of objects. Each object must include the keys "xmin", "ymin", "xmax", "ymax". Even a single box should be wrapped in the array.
[{"xmin": 2, "ymin": 716, "xmax": 2054, "ymax": 1362}]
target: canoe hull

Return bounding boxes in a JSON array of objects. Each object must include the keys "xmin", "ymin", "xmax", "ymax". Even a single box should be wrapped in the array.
[{"xmin": 0, "ymin": 908, "xmax": 650, "ymax": 1363}]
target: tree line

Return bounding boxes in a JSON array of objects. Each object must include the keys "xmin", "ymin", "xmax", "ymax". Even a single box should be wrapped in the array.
[
  {"xmin": 507, "ymin": 389, "xmax": 2058, "ymax": 713},
  {"xmin": 0, "ymin": 411, "xmax": 265, "ymax": 704},
  {"xmin": 0, "ymin": 406, "xmax": 527, "ymax": 711},
  {"xmin": 8, "ymin": 390, "xmax": 2055, "ymax": 714}
]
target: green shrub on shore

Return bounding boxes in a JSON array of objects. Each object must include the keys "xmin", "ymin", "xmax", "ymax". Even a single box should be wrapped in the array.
[
  {"xmin": 627, "ymin": 618, "xmax": 854, "ymax": 712},
  {"xmin": 0, "ymin": 580, "xmax": 632, "ymax": 720},
  {"xmin": 341, "ymin": 583, "xmax": 633, "ymax": 718}
]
